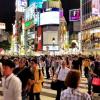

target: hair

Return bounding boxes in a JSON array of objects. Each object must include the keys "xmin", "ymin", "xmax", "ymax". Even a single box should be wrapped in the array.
[
  {"xmin": 2, "ymin": 59, "xmax": 15, "ymax": 68},
  {"xmin": 65, "ymin": 70, "xmax": 81, "ymax": 89},
  {"xmin": 65, "ymin": 56, "xmax": 69, "ymax": 65},
  {"xmin": 32, "ymin": 57, "xmax": 38, "ymax": 64}
]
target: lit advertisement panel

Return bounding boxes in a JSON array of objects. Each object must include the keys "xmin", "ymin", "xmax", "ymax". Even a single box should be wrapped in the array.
[
  {"xmin": 49, "ymin": 1, "xmax": 60, "ymax": 8},
  {"xmin": 92, "ymin": 0, "xmax": 100, "ymax": 15},
  {"xmin": 28, "ymin": 0, "xmax": 46, "ymax": 6},
  {"xmin": 29, "ymin": 0, "xmax": 42, "ymax": 4},
  {"xmin": 40, "ymin": 11, "xmax": 60, "ymax": 25},
  {"xmin": 60, "ymin": 10, "xmax": 63, "ymax": 18},
  {"xmin": 16, "ymin": 0, "xmax": 27, "ymax": 12},
  {"xmin": 69, "ymin": 9, "xmax": 80, "ymax": 21},
  {"xmin": 24, "ymin": 3, "xmax": 35, "ymax": 22}
]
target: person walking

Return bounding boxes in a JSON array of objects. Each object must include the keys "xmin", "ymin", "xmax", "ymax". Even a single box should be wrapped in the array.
[
  {"xmin": 2, "ymin": 59, "xmax": 22, "ymax": 100},
  {"xmin": 92, "ymin": 56, "xmax": 100, "ymax": 94},
  {"xmin": 54, "ymin": 60, "xmax": 70, "ymax": 100},
  {"xmin": 60, "ymin": 70, "xmax": 91, "ymax": 100},
  {"xmin": 13, "ymin": 57, "xmax": 34, "ymax": 100},
  {"xmin": 28, "ymin": 58, "xmax": 44, "ymax": 100}
]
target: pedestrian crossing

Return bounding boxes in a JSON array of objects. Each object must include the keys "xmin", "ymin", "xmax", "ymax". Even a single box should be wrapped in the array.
[
  {"xmin": 0, "ymin": 77, "xmax": 99, "ymax": 100},
  {"xmin": 41, "ymin": 76, "xmax": 88, "ymax": 99}
]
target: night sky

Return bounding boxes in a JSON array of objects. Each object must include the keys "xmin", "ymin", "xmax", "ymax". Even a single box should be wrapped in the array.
[
  {"xmin": 0, "ymin": 0, "xmax": 15, "ymax": 32},
  {"xmin": 61, "ymin": 0, "xmax": 80, "ymax": 24},
  {"xmin": 0, "ymin": 0, "xmax": 80, "ymax": 32}
]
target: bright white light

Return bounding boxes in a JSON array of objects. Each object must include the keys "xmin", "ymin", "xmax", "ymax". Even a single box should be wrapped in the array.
[{"xmin": 40, "ymin": 11, "xmax": 60, "ymax": 25}]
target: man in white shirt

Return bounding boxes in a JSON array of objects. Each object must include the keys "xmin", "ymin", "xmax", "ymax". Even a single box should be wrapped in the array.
[
  {"xmin": 54, "ymin": 60, "xmax": 70, "ymax": 100},
  {"xmin": 2, "ymin": 59, "xmax": 22, "ymax": 100}
]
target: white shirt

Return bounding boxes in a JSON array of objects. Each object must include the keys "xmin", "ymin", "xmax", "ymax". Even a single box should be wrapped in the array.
[
  {"xmin": 2, "ymin": 73, "xmax": 22, "ymax": 100},
  {"xmin": 56, "ymin": 67, "xmax": 70, "ymax": 81}
]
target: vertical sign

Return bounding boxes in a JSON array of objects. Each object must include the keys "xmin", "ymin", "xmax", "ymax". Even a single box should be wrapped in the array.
[
  {"xmin": 69, "ymin": 9, "xmax": 80, "ymax": 21},
  {"xmin": 37, "ymin": 26, "xmax": 43, "ymax": 51}
]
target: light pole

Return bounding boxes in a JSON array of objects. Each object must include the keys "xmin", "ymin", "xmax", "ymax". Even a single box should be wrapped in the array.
[{"xmin": 52, "ymin": 37, "xmax": 55, "ymax": 56}]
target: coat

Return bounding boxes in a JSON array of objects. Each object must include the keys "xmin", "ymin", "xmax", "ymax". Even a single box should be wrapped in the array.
[{"xmin": 33, "ymin": 66, "xmax": 44, "ymax": 93}]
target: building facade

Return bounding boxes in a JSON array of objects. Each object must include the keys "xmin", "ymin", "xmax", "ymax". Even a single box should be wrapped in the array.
[{"xmin": 81, "ymin": 0, "xmax": 100, "ymax": 55}]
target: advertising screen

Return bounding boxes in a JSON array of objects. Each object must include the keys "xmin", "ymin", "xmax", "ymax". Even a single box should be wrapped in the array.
[
  {"xmin": 92, "ymin": 0, "xmax": 100, "ymax": 15},
  {"xmin": 16, "ymin": 0, "xmax": 27, "ymax": 12},
  {"xmin": 28, "ymin": 0, "xmax": 46, "ymax": 6},
  {"xmin": 69, "ymin": 9, "xmax": 80, "ymax": 21},
  {"xmin": 40, "ymin": 11, "xmax": 60, "ymax": 25},
  {"xmin": 24, "ymin": 3, "xmax": 35, "ymax": 21}
]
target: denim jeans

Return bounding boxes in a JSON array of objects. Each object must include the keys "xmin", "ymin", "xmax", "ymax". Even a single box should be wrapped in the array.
[
  {"xmin": 22, "ymin": 95, "xmax": 27, "ymax": 100},
  {"xmin": 87, "ymin": 74, "xmax": 92, "ymax": 93},
  {"xmin": 22, "ymin": 92, "xmax": 28, "ymax": 100}
]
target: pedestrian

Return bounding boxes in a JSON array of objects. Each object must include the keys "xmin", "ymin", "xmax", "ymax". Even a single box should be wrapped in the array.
[
  {"xmin": 28, "ymin": 58, "xmax": 44, "ymax": 100},
  {"xmin": 92, "ymin": 56, "xmax": 100, "ymax": 94},
  {"xmin": 13, "ymin": 57, "xmax": 34, "ymax": 100},
  {"xmin": 45, "ymin": 55, "xmax": 51, "ymax": 79},
  {"xmin": 60, "ymin": 70, "xmax": 91, "ymax": 100},
  {"xmin": 54, "ymin": 60, "xmax": 70, "ymax": 100},
  {"xmin": 2, "ymin": 59, "xmax": 22, "ymax": 100},
  {"xmin": 82, "ymin": 57, "xmax": 92, "ymax": 94}
]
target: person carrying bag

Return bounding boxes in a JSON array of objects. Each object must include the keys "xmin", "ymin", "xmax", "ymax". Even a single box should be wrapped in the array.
[
  {"xmin": 52, "ymin": 60, "xmax": 70, "ymax": 100},
  {"xmin": 51, "ymin": 67, "xmax": 61, "ymax": 90}
]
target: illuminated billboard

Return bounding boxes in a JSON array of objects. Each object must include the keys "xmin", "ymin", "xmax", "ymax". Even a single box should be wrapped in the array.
[
  {"xmin": 69, "ymin": 9, "xmax": 80, "ymax": 21},
  {"xmin": 24, "ymin": 3, "xmax": 35, "ymax": 21},
  {"xmin": 16, "ymin": 0, "xmax": 27, "ymax": 12},
  {"xmin": 40, "ymin": 11, "xmax": 60, "ymax": 25},
  {"xmin": 92, "ymin": 0, "xmax": 100, "ymax": 15},
  {"xmin": 28, "ymin": 0, "xmax": 45, "ymax": 6}
]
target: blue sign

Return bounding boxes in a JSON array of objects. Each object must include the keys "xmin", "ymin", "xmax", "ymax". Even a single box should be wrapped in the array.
[{"xmin": 29, "ymin": 0, "xmax": 43, "ymax": 5}]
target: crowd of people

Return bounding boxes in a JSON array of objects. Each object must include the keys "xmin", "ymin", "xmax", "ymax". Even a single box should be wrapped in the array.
[{"xmin": 0, "ymin": 54, "xmax": 99, "ymax": 100}]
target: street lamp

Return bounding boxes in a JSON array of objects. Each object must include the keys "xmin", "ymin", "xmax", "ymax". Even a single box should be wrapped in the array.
[{"xmin": 52, "ymin": 37, "xmax": 55, "ymax": 56}]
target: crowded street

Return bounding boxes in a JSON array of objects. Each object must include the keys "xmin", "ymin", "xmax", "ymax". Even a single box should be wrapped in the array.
[
  {"xmin": 0, "ymin": 55, "xmax": 100, "ymax": 100},
  {"xmin": 0, "ymin": 0, "xmax": 100, "ymax": 100},
  {"xmin": 0, "ymin": 76, "xmax": 89, "ymax": 100}
]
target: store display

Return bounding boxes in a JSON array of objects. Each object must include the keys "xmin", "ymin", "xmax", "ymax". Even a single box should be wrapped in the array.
[{"xmin": 82, "ymin": 29, "xmax": 100, "ymax": 51}]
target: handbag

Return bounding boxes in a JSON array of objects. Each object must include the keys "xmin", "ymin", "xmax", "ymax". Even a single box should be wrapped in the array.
[
  {"xmin": 51, "ymin": 80, "xmax": 59, "ymax": 90},
  {"xmin": 92, "ymin": 77, "xmax": 100, "ymax": 86}
]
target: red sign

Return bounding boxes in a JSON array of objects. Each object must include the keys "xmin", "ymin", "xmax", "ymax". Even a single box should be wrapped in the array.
[{"xmin": 37, "ymin": 26, "xmax": 43, "ymax": 51}]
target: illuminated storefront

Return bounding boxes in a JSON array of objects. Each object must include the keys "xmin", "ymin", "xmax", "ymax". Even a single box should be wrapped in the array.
[{"xmin": 81, "ymin": 0, "xmax": 100, "ymax": 55}]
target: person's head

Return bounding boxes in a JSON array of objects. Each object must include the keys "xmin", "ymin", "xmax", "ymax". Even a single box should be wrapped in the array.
[
  {"xmin": 13, "ymin": 58, "xmax": 19, "ymax": 65},
  {"xmin": 65, "ymin": 70, "xmax": 81, "ymax": 89},
  {"xmin": 2, "ymin": 59, "xmax": 15, "ymax": 77},
  {"xmin": 32, "ymin": 57, "xmax": 38, "ymax": 64},
  {"xmin": 96, "ymin": 55, "xmax": 100, "ymax": 61},
  {"xmin": 31, "ymin": 57, "xmax": 38, "ymax": 69},
  {"xmin": 61, "ymin": 60, "xmax": 67, "ymax": 68},
  {"xmin": 19, "ymin": 57, "xmax": 26, "ymax": 69}
]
